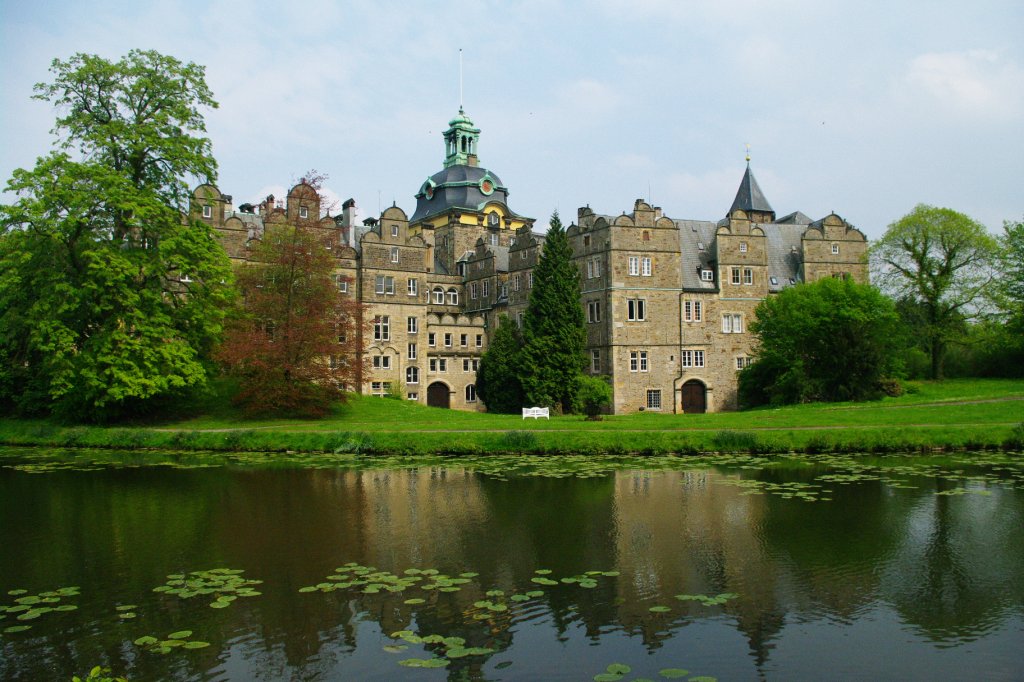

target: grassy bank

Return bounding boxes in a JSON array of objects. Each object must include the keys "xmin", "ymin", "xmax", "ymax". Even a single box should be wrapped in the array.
[{"xmin": 1, "ymin": 379, "xmax": 1023, "ymax": 456}]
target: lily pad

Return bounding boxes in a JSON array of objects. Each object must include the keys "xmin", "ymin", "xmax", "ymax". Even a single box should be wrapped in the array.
[
  {"xmin": 606, "ymin": 663, "xmax": 631, "ymax": 674},
  {"xmin": 3, "ymin": 625, "xmax": 32, "ymax": 634},
  {"xmin": 404, "ymin": 598, "xmax": 426, "ymax": 605},
  {"xmin": 6, "ymin": 590, "xmax": 27, "ymax": 596},
  {"xmin": 134, "ymin": 636, "xmax": 159, "ymax": 646},
  {"xmin": 383, "ymin": 644, "xmax": 408, "ymax": 653},
  {"xmin": 658, "ymin": 669, "xmax": 689, "ymax": 679},
  {"xmin": 183, "ymin": 641, "xmax": 210, "ymax": 649},
  {"xmin": 168, "ymin": 630, "xmax": 193, "ymax": 639},
  {"xmin": 649, "ymin": 605, "xmax": 671, "ymax": 613}
]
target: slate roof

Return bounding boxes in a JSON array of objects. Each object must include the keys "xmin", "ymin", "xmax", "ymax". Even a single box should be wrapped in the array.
[
  {"xmin": 729, "ymin": 164, "xmax": 774, "ymax": 215},
  {"xmin": 409, "ymin": 164, "xmax": 530, "ymax": 224},
  {"xmin": 764, "ymin": 223, "xmax": 808, "ymax": 292},
  {"xmin": 676, "ymin": 219, "xmax": 721, "ymax": 290}
]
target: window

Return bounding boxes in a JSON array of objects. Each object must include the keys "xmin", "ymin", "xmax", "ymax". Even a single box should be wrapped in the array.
[
  {"xmin": 407, "ymin": 317, "xmax": 418, "ymax": 334},
  {"xmin": 736, "ymin": 356, "xmax": 752, "ymax": 370},
  {"xmin": 731, "ymin": 267, "xmax": 741, "ymax": 285},
  {"xmin": 463, "ymin": 358, "xmax": 479, "ymax": 372},
  {"xmin": 373, "ymin": 315, "xmax": 390, "ymax": 341},
  {"xmin": 406, "ymin": 366, "xmax": 419, "ymax": 384},
  {"xmin": 429, "ymin": 358, "xmax": 447, "ymax": 372},
  {"xmin": 407, "ymin": 278, "xmax": 418, "ymax": 296},
  {"xmin": 682, "ymin": 350, "xmax": 705, "ymax": 368},
  {"xmin": 628, "ymin": 256, "xmax": 640, "ymax": 275},
  {"xmin": 770, "ymin": 276, "xmax": 779, "ymax": 286},
  {"xmin": 407, "ymin": 392, "xmax": 418, "ymax": 401},
  {"xmin": 470, "ymin": 282, "xmax": 479, "ymax": 299},
  {"xmin": 743, "ymin": 268, "xmax": 753, "ymax": 285},
  {"xmin": 475, "ymin": 334, "xmax": 483, "ymax": 347},
  {"xmin": 465, "ymin": 384, "xmax": 477, "ymax": 402},
  {"xmin": 641, "ymin": 257, "xmax": 652, "ymax": 276},
  {"xmin": 428, "ymin": 332, "xmax": 436, "ymax": 347},
  {"xmin": 375, "ymin": 275, "xmax": 394, "ymax": 295},
  {"xmin": 684, "ymin": 300, "xmax": 703, "ymax": 322},
  {"xmin": 372, "ymin": 355, "xmax": 391, "ymax": 369},
  {"xmin": 629, "ymin": 350, "xmax": 649, "ymax": 372},
  {"xmin": 408, "ymin": 343, "xmax": 417, "ymax": 360},
  {"xmin": 527, "ymin": 272, "xmax": 534, "ymax": 288},
  {"xmin": 460, "ymin": 333, "xmax": 468, "ymax": 347},
  {"xmin": 433, "ymin": 287, "xmax": 444, "ymax": 304},
  {"xmin": 722, "ymin": 314, "xmax": 743, "ymax": 333},
  {"xmin": 739, "ymin": 242, "xmax": 747, "ymax": 253},
  {"xmin": 591, "ymin": 349, "xmax": 601, "ymax": 373},
  {"xmin": 646, "ymin": 389, "xmax": 662, "ymax": 410},
  {"xmin": 513, "ymin": 274, "xmax": 521, "ymax": 291},
  {"xmin": 586, "ymin": 259, "xmax": 593, "ymax": 279},
  {"xmin": 390, "ymin": 246, "xmax": 400, "ymax": 263},
  {"xmin": 447, "ymin": 288, "xmax": 458, "ymax": 305},
  {"xmin": 832, "ymin": 243, "xmax": 840, "ymax": 254},
  {"xmin": 701, "ymin": 269, "xmax": 714, "ymax": 282},
  {"xmin": 299, "ymin": 206, "xmax": 309, "ymax": 219},
  {"xmin": 584, "ymin": 235, "xmax": 591, "ymax": 247},
  {"xmin": 202, "ymin": 205, "xmax": 212, "ymax": 218},
  {"xmin": 334, "ymin": 275, "xmax": 348, "ymax": 293},
  {"xmin": 642, "ymin": 230, "xmax": 650, "ymax": 242},
  {"xmin": 391, "ymin": 225, "xmax": 399, "ymax": 237},
  {"xmin": 627, "ymin": 298, "xmax": 646, "ymax": 322},
  {"xmin": 370, "ymin": 381, "xmax": 391, "ymax": 396},
  {"xmin": 482, "ymin": 280, "xmax": 490, "ymax": 297},
  {"xmin": 587, "ymin": 300, "xmax": 601, "ymax": 323},
  {"xmin": 444, "ymin": 333, "xmax": 452, "ymax": 347}
]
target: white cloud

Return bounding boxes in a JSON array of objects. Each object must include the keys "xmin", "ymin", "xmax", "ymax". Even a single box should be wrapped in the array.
[{"xmin": 905, "ymin": 49, "xmax": 1024, "ymax": 120}]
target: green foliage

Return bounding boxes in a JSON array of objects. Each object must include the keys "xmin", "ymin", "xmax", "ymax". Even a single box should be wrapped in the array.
[
  {"xmin": 575, "ymin": 375, "xmax": 612, "ymax": 418},
  {"xmin": 742, "ymin": 277, "xmax": 903, "ymax": 406},
  {"xmin": 519, "ymin": 212, "xmax": 587, "ymax": 412},
  {"xmin": 72, "ymin": 666, "xmax": 128, "ymax": 682},
  {"xmin": 0, "ymin": 50, "xmax": 232, "ymax": 421},
  {"xmin": 502, "ymin": 430, "xmax": 538, "ymax": 450},
  {"xmin": 476, "ymin": 315, "xmax": 525, "ymax": 413},
  {"xmin": 871, "ymin": 204, "xmax": 1000, "ymax": 379}
]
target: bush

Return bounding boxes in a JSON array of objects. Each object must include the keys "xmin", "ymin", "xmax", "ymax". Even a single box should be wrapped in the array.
[
  {"xmin": 502, "ymin": 430, "xmax": 538, "ymax": 451},
  {"xmin": 711, "ymin": 430, "xmax": 761, "ymax": 452},
  {"xmin": 876, "ymin": 378, "xmax": 904, "ymax": 397},
  {"xmin": 575, "ymin": 375, "xmax": 612, "ymax": 419}
]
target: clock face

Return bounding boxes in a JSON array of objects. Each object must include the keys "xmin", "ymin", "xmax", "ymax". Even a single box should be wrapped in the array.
[{"xmin": 480, "ymin": 178, "xmax": 494, "ymax": 194}]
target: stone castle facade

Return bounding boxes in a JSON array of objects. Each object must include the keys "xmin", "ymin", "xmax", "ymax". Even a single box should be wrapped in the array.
[{"xmin": 192, "ymin": 110, "xmax": 867, "ymax": 414}]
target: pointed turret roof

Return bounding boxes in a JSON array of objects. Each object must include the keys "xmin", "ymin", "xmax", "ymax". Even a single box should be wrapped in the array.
[{"xmin": 729, "ymin": 162, "xmax": 774, "ymax": 216}]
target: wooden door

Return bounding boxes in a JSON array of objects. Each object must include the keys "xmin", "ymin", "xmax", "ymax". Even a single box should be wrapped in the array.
[{"xmin": 681, "ymin": 380, "xmax": 706, "ymax": 413}]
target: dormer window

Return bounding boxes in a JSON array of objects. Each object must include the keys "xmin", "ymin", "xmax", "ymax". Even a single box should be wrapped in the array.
[
  {"xmin": 739, "ymin": 242, "xmax": 748, "ymax": 253},
  {"xmin": 299, "ymin": 206, "xmax": 308, "ymax": 219},
  {"xmin": 831, "ymin": 243, "xmax": 840, "ymax": 254},
  {"xmin": 202, "ymin": 205, "xmax": 212, "ymax": 219},
  {"xmin": 390, "ymin": 246, "xmax": 399, "ymax": 263},
  {"xmin": 770, "ymin": 276, "xmax": 779, "ymax": 285},
  {"xmin": 697, "ymin": 242, "xmax": 705, "ymax": 251},
  {"xmin": 392, "ymin": 225, "xmax": 399, "ymax": 237},
  {"xmin": 701, "ymin": 269, "xmax": 714, "ymax": 282}
]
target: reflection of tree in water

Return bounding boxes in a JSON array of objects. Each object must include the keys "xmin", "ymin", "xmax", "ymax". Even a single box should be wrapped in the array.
[{"xmin": 881, "ymin": 479, "xmax": 1024, "ymax": 643}]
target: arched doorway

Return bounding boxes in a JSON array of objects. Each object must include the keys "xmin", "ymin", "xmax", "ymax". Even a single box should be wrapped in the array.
[
  {"xmin": 427, "ymin": 382, "xmax": 451, "ymax": 409},
  {"xmin": 681, "ymin": 380, "xmax": 707, "ymax": 413}
]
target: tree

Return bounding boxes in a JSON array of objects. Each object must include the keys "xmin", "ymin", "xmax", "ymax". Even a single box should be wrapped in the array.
[
  {"xmin": 870, "ymin": 204, "xmax": 999, "ymax": 379},
  {"xmin": 519, "ymin": 212, "xmax": 587, "ymax": 413},
  {"xmin": 740, "ymin": 277, "xmax": 903, "ymax": 406},
  {"xmin": 575, "ymin": 375, "xmax": 612, "ymax": 419},
  {"xmin": 216, "ymin": 183, "xmax": 363, "ymax": 417},
  {"xmin": 475, "ymin": 315, "xmax": 525, "ymax": 413},
  {"xmin": 0, "ymin": 51, "xmax": 233, "ymax": 420}
]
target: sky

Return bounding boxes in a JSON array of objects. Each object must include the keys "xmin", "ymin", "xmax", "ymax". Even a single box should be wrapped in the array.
[{"xmin": 1, "ymin": 0, "xmax": 1022, "ymax": 239}]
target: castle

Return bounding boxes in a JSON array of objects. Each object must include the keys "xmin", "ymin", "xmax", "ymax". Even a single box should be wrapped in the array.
[{"xmin": 192, "ymin": 109, "xmax": 867, "ymax": 414}]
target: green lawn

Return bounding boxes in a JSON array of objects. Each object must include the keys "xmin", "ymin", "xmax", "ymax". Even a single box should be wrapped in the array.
[{"xmin": 1, "ymin": 378, "xmax": 1022, "ymax": 455}]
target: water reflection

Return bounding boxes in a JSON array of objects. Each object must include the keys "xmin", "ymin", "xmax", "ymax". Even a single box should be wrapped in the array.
[{"xmin": 1, "ymin": 456, "xmax": 1022, "ymax": 681}]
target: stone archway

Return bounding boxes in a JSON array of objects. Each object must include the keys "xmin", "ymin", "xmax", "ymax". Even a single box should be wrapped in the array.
[
  {"xmin": 427, "ymin": 382, "xmax": 451, "ymax": 409},
  {"xmin": 681, "ymin": 380, "xmax": 707, "ymax": 414}
]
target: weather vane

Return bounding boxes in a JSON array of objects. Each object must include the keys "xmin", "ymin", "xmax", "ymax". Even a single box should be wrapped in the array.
[{"xmin": 745, "ymin": 143, "xmax": 751, "ymax": 164}]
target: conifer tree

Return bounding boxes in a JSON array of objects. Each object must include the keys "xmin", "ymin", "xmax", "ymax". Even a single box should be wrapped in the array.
[
  {"xmin": 519, "ymin": 211, "xmax": 586, "ymax": 413},
  {"xmin": 475, "ymin": 315, "xmax": 524, "ymax": 413}
]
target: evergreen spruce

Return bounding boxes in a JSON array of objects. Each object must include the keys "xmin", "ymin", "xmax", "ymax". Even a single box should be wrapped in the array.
[
  {"xmin": 475, "ymin": 315, "xmax": 525, "ymax": 413},
  {"xmin": 520, "ymin": 212, "xmax": 587, "ymax": 413}
]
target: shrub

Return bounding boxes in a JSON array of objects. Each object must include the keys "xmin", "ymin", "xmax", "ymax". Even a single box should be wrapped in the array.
[
  {"xmin": 502, "ymin": 430, "xmax": 538, "ymax": 451},
  {"xmin": 711, "ymin": 430, "xmax": 761, "ymax": 452},
  {"xmin": 876, "ymin": 378, "xmax": 904, "ymax": 397}
]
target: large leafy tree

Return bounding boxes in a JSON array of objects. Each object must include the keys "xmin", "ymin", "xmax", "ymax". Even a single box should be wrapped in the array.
[
  {"xmin": 740, "ymin": 277, "xmax": 903, "ymax": 406},
  {"xmin": 870, "ymin": 204, "xmax": 999, "ymax": 379},
  {"xmin": 216, "ymin": 195, "xmax": 364, "ymax": 417},
  {"xmin": 519, "ymin": 212, "xmax": 587, "ymax": 413},
  {"xmin": 476, "ymin": 314, "xmax": 525, "ymax": 413},
  {"xmin": 0, "ymin": 51, "xmax": 233, "ymax": 420}
]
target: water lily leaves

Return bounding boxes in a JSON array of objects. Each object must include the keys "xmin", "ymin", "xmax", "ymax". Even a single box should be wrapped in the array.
[
  {"xmin": 442, "ymin": 636, "xmax": 465, "ymax": 648},
  {"xmin": 398, "ymin": 658, "xmax": 447, "ymax": 668},
  {"xmin": 525, "ymin": 590, "xmax": 545, "ymax": 598},
  {"xmin": 404, "ymin": 598, "xmax": 426, "ymax": 605},
  {"xmin": 531, "ymin": 577, "xmax": 558, "ymax": 586},
  {"xmin": 383, "ymin": 644, "xmax": 408, "ymax": 653},
  {"xmin": 168, "ymin": 630, "xmax": 193, "ymax": 640},
  {"xmin": 183, "ymin": 641, "xmax": 210, "ymax": 649},
  {"xmin": 687, "ymin": 677, "xmax": 717, "ymax": 682},
  {"xmin": 658, "ymin": 669, "xmax": 689, "ymax": 678},
  {"xmin": 485, "ymin": 589, "xmax": 505, "ymax": 597},
  {"xmin": 115, "ymin": 604, "xmax": 137, "ymax": 611},
  {"xmin": 648, "ymin": 605, "xmax": 671, "ymax": 613},
  {"xmin": 6, "ymin": 590, "xmax": 27, "ymax": 596},
  {"xmin": 3, "ymin": 625, "xmax": 32, "ymax": 634},
  {"xmin": 154, "ymin": 568, "xmax": 262, "ymax": 608},
  {"xmin": 459, "ymin": 572, "xmax": 479, "ymax": 578},
  {"xmin": 606, "ymin": 663, "xmax": 631, "ymax": 674},
  {"xmin": 510, "ymin": 594, "xmax": 531, "ymax": 602},
  {"xmin": 15, "ymin": 596, "xmax": 40, "ymax": 605},
  {"xmin": 134, "ymin": 636, "xmax": 158, "ymax": 646},
  {"xmin": 534, "ymin": 569, "xmax": 552, "ymax": 575},
  {"xmin": 594, "ymin": 662, "xmax": 633, "ymax": 681}
]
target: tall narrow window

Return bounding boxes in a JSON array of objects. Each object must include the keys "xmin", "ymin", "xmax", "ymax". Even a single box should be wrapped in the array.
[
  {"xmin": 407, "ymin": 317, "xmax": 418, "ymax": 334},
  {"xmin": 591, "ymin": 349, "xmax": 601, "ymax": 373},
  {"xmin": 408, "ymin": 343, "xmax": 417, "ymax": 360},
  {"xmin": 433, "ymin": 287, "xmax": 444, "ymax": 304},
  {"xmin": 628, "ymin": 256, "xmax": 640, "ymax": 275},
  {"xmin": 731, "ymin": 267, "xmax": 741, "ymax": 285},
  {"xmin": 476, "ymin": 334, "xmax": 483, "ymax": 347},
  {"xmin": 428, "ymin": 332, "xmax": 436, "ymax": 347},
  {"xmin": 832, "ymin": 243, "xmax": 840, "ymax": 254},
  {"xmin": 465, "ymin": 384, "xmax": 477, "ymax": 402},
  {"xmin": 743, "ymin": 268, "xmax": 753, "ymax": 285},
  {"xmin": 407, "ymin": 278, "xmax": 418, "ymax": 296},
  {"xmin": 641, "ymin": 257, "xmax": 652, "ymax": 276},
  {"xmin": 406, "ymin": 366, "xmax": 419, "ymax": 384},
  {"xmin": 373, "ymin": 316, "xmax": 390, "ymax": 341},
  {"xmin": 299, "ymin": 206, "xmax": 309, "ymax": 219},
  {"xmin": 202, "ymin": 205, "xmax": 212, "ymax": 218},
  {"xmin": 447, "ymin": 288, "xmax": 458, "ymax": 305},
  {"xmin": 390, "ymin": 246, "xmax": 400, "ymax": 263},
  {"xmin": 391, "ymin": 225, "xmax": 399, "ymax": 237},
  {"xmin": 627, "ymin": 298, "xmax": 646, "ymax": 321}
]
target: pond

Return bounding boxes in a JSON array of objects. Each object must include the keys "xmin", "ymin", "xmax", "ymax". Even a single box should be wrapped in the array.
[{"xmin": 1, "ymin": 448, "xmax": 1023, "ymax": 681}]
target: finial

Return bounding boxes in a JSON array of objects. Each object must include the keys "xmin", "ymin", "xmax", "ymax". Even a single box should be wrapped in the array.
[
  {"xmin": 459, "ymin": 48, "xmax": 463, "ymax": 111},
  {"xmin": 745, "ymin": 143, "xmax": 751, "ymax": 165}
]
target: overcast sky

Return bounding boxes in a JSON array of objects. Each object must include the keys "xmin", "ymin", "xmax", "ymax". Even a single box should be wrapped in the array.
[{"xmin": 2, "ymin": 0, "xmax": 1021, "ymax": 238}]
